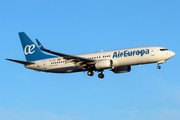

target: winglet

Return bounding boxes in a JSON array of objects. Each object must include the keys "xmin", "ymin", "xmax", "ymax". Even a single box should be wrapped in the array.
[{"xmin": 36, "ymin": 39, "xmax": 46, "ymax": 50}]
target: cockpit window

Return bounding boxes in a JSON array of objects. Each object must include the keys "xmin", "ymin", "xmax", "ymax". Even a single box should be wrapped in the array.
[{"xmin": 160, "ymin": 49, "xmax": 168, "ymax": 51}]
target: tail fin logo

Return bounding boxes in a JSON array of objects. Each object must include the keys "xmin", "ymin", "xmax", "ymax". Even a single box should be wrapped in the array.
[{"xmin": 24, "ymin": 44, "xmax": 35, "ymax": 55}]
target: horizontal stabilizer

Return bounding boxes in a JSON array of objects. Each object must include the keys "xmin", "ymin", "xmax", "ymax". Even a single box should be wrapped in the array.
[{"xmin": 6, "ymin": 59, "xmax": 34, "ymax": 65}]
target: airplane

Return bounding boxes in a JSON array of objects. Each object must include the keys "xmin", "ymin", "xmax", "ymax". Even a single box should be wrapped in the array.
[{"xmin": 6, "ymin": 32, "xmax": 175, "ymax": 79}]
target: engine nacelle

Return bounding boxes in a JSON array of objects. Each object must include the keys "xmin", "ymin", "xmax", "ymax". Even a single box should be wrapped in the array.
[
  {"xmin": 95, "ymin": 59, "xmax": 113, "ymax": 70},
  {"xmin": 112, "ymin": 66, "xmax": 131, "ymax": 73}
]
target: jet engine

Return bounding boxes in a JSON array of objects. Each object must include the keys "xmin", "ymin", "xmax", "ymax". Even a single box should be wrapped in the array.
[
  {"xmin": 112, "ymin": 66, "xmax": 131, "ymax": 73},
  {"xmin": 95, "ymin": 59, "xmax": 113, "ymax": 70}
]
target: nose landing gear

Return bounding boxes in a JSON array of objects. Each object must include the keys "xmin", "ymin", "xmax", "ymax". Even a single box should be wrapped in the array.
[
  {"xmin": 157, "ymin": 60, "xmax": 166, "ymax": 69},
  {"xmin": 157, "ymin": 65, "xmax": 161, "ymax": 69}
]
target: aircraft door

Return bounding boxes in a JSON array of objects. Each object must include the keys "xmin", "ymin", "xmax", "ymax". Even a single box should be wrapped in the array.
[
  {"xmin": 43, "ymin": 61, "xmax": 47, "ymax": 69},
  {"xmin": 151, "ymin": 48, "xmax": 155, "ymax": 56}
]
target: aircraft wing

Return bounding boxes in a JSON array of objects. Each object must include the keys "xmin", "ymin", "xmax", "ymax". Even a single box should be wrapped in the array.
[{"xmin": 36, "ymin": 39, "xmax": 96, "ymax": 68}]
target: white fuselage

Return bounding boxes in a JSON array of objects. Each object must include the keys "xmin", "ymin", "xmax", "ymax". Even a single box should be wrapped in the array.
[{"xmin": 25, "ymin": 46, "xmax": 175, "ymax": 73}]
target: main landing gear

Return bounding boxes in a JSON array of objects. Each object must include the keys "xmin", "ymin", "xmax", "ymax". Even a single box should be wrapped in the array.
[
  {"xmin": 98, "ymin": 71, "xmax": 104, "ymax": 79},
  {"xmin": 87, "ymin": 71, "xmax": 104, "ymax": 79},
  {"xmin": 87, "ymin": 71, "xmax": 94, "ymax": 76}
]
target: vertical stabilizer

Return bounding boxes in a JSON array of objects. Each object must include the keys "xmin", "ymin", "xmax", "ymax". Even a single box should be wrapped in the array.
[{"xmin": 19, "ymin": 32, "xmax": 55, "ymax": 61}]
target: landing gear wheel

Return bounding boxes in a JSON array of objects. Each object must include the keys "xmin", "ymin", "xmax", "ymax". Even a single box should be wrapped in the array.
[
  {"xmin": 157, "ymin": 65, "xmax": 161, "ymax": 69},
  {"xmin": 87, "ymin": 71, "xmax": 94, "ymax": 76},
  {"xmin": 98, "ymin": 73, "xmax": 104, "ymax": 79}
]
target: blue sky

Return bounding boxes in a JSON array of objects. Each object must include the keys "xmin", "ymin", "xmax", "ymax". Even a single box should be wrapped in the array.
[{"xmin": 1, "ymin": 0, "xmax": 180, "ymax": 120}]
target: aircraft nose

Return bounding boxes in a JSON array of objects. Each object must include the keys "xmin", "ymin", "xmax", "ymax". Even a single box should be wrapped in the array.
[{"xmin": 169, "ymin": 51, "xmax": 175, "ymax": 58}]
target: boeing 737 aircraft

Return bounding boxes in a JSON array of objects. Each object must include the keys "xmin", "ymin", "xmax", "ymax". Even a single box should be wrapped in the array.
[{"xmin": 6, "ymin": 32, "xmax": 175, "ymax": 78}]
